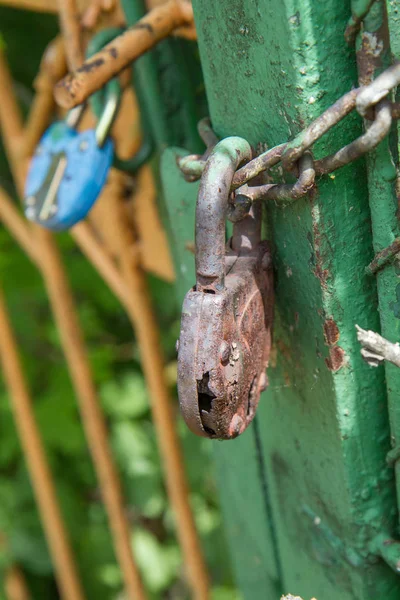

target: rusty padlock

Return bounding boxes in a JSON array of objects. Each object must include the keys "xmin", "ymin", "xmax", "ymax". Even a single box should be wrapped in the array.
[{"xmin": 177, "ymin": 137, "xmax": 274, "ymax": 440}]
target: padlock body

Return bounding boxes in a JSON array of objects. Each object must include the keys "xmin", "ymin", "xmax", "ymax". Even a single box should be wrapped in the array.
[
  {"xmin": 24, "ymin": 122, "xmax": 113, "ymax": 231},
  {"xmin": 178, "ymin": 240, "xmax": 273, "ymax": 440}
]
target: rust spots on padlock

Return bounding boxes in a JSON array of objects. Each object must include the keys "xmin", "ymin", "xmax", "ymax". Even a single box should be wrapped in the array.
[{"xmin": 178, "ymin": 246, "xmax": 274, "ymax": 439}]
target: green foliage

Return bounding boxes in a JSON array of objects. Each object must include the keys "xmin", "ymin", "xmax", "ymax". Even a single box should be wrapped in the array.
[{"xmin": 0, "ymin": 6, "xmax": 238, "ymax": 598}]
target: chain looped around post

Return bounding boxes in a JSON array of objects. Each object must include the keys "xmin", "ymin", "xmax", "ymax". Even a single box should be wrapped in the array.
[{"xmin": 178, "ymin": 61, "xmax": 400, "ymax": 216}]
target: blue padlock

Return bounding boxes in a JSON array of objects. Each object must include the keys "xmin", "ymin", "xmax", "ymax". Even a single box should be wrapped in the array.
[{"xmin": 24, "ymin": 86, "xmax": 119, "ymax": 231}]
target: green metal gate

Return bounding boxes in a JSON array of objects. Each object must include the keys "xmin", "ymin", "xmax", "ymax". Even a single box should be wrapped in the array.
[
  {"xmin": 2, "ymin": 0, "xmax": 400, "ymax": 598},
  {"xmin": 161, "ymin": 1, "xmax": 400, "ymax": 598}
]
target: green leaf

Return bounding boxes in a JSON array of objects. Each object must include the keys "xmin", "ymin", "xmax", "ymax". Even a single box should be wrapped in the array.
[
  {"xmin": 35, "ymin": 391, "xmax": 86, "ymax": 456},
  {"xmin": 211, "ymin": 586, "xmax": 242, "ymax": 600},
  {"xmin": 9, "ymin": 530, "xmax": 51, "ymax": 575},
  {"xmin": 101, "ymin": 373, "xmax": 149, "ymax": 420},
  {"xmin": 111, "ymin": 421, "xmax": 159, "ymax": 478},
  {"xmin": 125, "ymin": 473, "xmax": 166, "ymax": 519},
  {"xmin": 0, "ymin": 394, "xmax": 21, "ymax": 467},
  {"xmin": 132, "ymin": 528, "xmax": 180, "ymax": 593}
]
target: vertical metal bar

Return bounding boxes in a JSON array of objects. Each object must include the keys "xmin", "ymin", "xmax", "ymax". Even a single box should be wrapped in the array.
[
  {"xmin": 105, "ymin": 169, "xmax": 210, "ymax": 600},
  {"xmin": 0, "ymin": 188, "xmax": 40, "ymax": 264},
  {"xmin": 356, "ymin": 0, "xmax": 400, "ymax": 549},
  {"xmin": 15, "ymin": 20, "xmax": 208, "ymax": 595},
  {"xmin": 5, "ymin": 565, "xmax": 31, "ymax": 600},
  {"xmin": 35, "ymin": 228, "xmax": 148, "ymax": 600},
  {"xmin": 56, "ymin": 0, "xmax": 83, "ymax": 71},
  {"xmin": 0, "ymin": 286, "xmax": 85, "ymax": 600},
  {"xmin": 0, "ymin": 49, "xmax": 147, "ymax": 600},
  {"xmin": 0, "ymin": 0, "xmax": 60, "ymax": 10},
  {"xmin": 23, "ymin": 37, "xmax": 67, "ymax": 161}
]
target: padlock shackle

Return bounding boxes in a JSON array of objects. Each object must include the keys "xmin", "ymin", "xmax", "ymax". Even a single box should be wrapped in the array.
[
  {"xmin": 196, "ymin": 137, "xmax": 252, "ymax": 292},
  {"xmin": 95, "ymin": 82, "xmax": 120, "ymax": 147},
  {"xmin": 87, "ymin": 27, "xmax": 154, "ymax": 172}
]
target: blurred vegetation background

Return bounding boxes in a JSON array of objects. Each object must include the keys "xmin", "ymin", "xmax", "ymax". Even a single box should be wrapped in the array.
[{"xmin": 0, "ymin": 6, "xmax": 238, "ymax": 598}]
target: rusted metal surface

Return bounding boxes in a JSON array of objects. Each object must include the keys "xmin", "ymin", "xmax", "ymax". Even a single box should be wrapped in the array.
[
  {"xmin": 57, "ymin": 0, "xmax": 84, "ymax": 71},
  {"xmin": 234, "ymin": 152, "xmax": 315, "ymax": 207},
  {"xmin": 54, "ymin": 0, "xmax": 195, "ymax": 109},
  {"xmin": 0, "ymin": 0, "xmax": 86, "ymax": 11},
  {"xmin": 232, "ymin": 144, "xmax": 286, "ymax": 189},
  {"xmin": 366, "ymin": 237, "xmax": 400, "ymax": 275},
  {"xmin": 177, "ymin": 138, "xmax": 274, "ymax": 439},
  {"xmin": 344, "ymin": 0, "xmax": 377, "ymax": 45},
  {"xmin": 282, "ymin": 89, "xmax": 359, "ymax": 169},
  {"xmin": 177, "ymin": 61, "xmax": 400, "ymax": 207},
  {"xmin": 323, "ymin": 317, "xmax": 347, "ymax": 373},
  {"xmin": 0, "ymin": 285, "xmax": 86, "ymax": 600},
  {"xmin": 356, "ymin": 61, "xmax": 400, "ymax": 116},
  {"xmin": 81, "ymin": 0, "xmax": 123, "ymax": 29},
  {"xmin": 315, "ymin": 99, "xmax": 392, "ymax": 174}
]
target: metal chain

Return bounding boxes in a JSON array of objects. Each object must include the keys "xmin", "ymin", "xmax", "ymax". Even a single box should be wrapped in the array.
[{"xmin": 178, "ymin": 62, "xmax": 400, "ymax": 213}]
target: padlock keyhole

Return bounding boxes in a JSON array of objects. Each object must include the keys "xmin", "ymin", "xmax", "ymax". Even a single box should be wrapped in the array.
[{"xmin": 197, "ymin": 372, "xmax": 216, "ymax": 436}]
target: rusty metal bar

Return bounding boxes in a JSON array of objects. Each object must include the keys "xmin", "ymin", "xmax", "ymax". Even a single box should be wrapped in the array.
[
  {"xmin": 356, "ymin": 61, "xmax": 400, "ymax": 116},
  {"xmin": 0, "ymin": 188, "xmax": 40, "ymax": 264},
  {"xmin": 72, "ymin": 221, "xmax": 129, "ymax": 304},
  {"xmin": 366, "ymin": 237, "xmax": 400, "ymax": 275},
  {"xmin": 56, "ymin": 0, "xmax": 83, "ymax": 72},
  {"xmin": 22, "ymin": 37, "xmax": 68, "ymax": 162},
  {"xmin": 5, "ymin": 565, "xmax": 31, "ymax": 600},
  {"xmin": 34, "ymin": 229, "xmax": 147, "ymax": 600},
  {"xmin": 0, "ymin": 0, "xmax": 61, "ymax": 11},
  {"xmin": 0, "ymin": 187, "xmax": 131, "ymax": 322},
  {"xmin": 0, "ymin": 48, "xmax": 147, "ymax": 600},
  {"xmin": 54, "ymin": 0, "xmax": 195, "ymax": 109},
  {"xmin": 234, "ymin": 152, "xmax": 315, "ymax": 206},
  {"xmin": 315, "ymin": 100, "xmax": 392, "ymax": 174},
  {"xmin": 281, "ymin": 89, "xmax": 359, "ymax": 169},
  {"xmin": 106, "ymin": 169, "xmax": 210, "ymax": 600},
  {"xmin": 0, "ymin": 172, "xmax": 209, "ymax": 600},
  {"xmin": 31, "ymin": 30, "xmax": 209, "ymax": 599},
  {"xmin": 0, "ymin": 286, "xmax": 86, "ymax": 600},
  {"xmin": 345, "ymin": 0, "xmax": 377, "ymax": 44}
]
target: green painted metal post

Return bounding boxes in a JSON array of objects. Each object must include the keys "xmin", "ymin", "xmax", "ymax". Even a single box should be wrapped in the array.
[
  {"xmin": 160, "ymin": 0, "xmax": 400, "ymax": 598},
  {"xmin": 355, "ymin": 1, "xmax": 400, "ymax": 556}
]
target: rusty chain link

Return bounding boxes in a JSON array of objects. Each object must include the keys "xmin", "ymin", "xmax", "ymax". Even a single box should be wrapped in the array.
[{"xmin": 178, "ymin": 62, "xmax": 400, "ymax": 215}]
